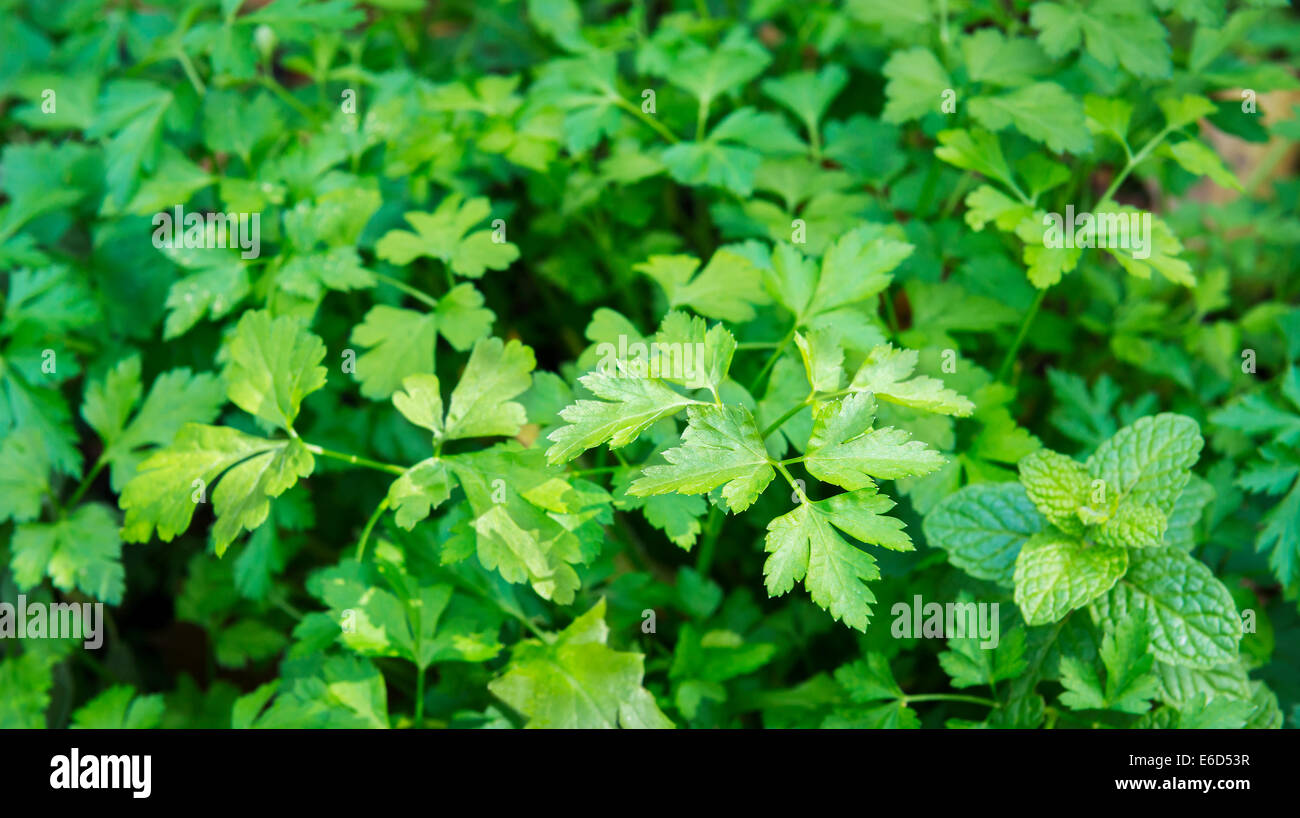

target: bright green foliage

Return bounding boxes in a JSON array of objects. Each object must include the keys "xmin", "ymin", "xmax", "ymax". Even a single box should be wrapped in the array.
[{"xmin": 2, "ymin": 0, "xmax": 1294, "ymax": 734}]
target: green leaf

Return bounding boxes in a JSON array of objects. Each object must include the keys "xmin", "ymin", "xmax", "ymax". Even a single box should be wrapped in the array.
[
  {"xmin": 547, "ymin": 373, "xmax": 704, "ymax": 464},
  {"xmin": 83, "ymin": 356, "xmax": 226, "ymax": 491},
  {"xmin": 1085, "ymin": 413, "xmax": 1202, "ymax": 517},
  {"xmin": 375, "ymin": 195, "xmax": 519, "ymax": 278},
  {"xmin": 12, "ymin": 503, "xmax": 125, "ymax": 603},
  {"xmin": 0, "ymin": 428, "xmax": 52, "ymax": 525},
  {"xmin": 630, "ymin": 405, "xmax": 775, "ymax": 513},
  {"xmin": 761, "ymin": 65, "xmax": 848, "ymax": 134},
  {"xmin": 961, "ymin": 29, "xmax": 1050, "ymax": 86},
  {"xmin": 223, "ymin": 310, "xmax": 328, "ymax": 431},
  {"xmin": 349, "ymin": 305, "xmax": 437, "ymax": 400},
  {"xmin": 70, "ymin": 685, "xmax": 164, "ymax": 729},
  {"xmin": 1013, "ymin": 532, "xmax": 1128, "ymax": 625},
  {"xmin": 445, "ymin": 337, "xmax": 535, "ymax": 440},
  {"xmin": 763, "ymin": 490, "xmax": 909, "ymax": 632},
  {"xmin": 1031, "ymin": 0, "xmax": 1172, "ymax": 79},
  {"xmin": 488, "ymin": 599, "xmax": 673, "ymax": 728},
  {"xmin": 924, "ymin": 482, "xmax": 1045, "ymax": 586},
  {"xmin": 935, "ymin": 129, "xmax": 1017, "ymax": 192},
  {"xmin": 1017, "ymin": 449, "xmax": 1090, "ymax": 535},
  {"xmin": 881, "ymin": 47, "xmax": 951, "ymax": 123},
  {"xmin": 120, "ymin": 424, "xmax": 314, "ymax": 556},
  {"xmin": 635, "ymin": 249, "xmax": 768, "ymax": 323},
  {"xmin": 1091, "ymin": 547, "xmax": 1241, "ymax": 668},
  {"xmin": 805, "ymin": 392, "xmax": 946, "ymax": 490},
  {"xmin": 970, "ymin": 83, "xmax": 1091, "ymax": 154},
  {"xmin": 849, "ymin": 344, "xmax": 975, "ymax": 416}
]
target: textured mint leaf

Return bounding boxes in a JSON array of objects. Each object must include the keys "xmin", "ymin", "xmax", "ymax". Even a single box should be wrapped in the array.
[
  {"xmin": 488, "ymin": 598, "xmax": 672, "ymax": 728},
  {"xmin": 924, "ymin": 482, "xmax": 1045, "ymax": 586},
  {"xmin": 1092, "ymin": 501, "xmax": 1167, "ymax": 550},
  {"xmin": 223, "ymin": 310, "xmax": 328, "ymax": 431},
  {"xmin": 630, "ymin": 405, "xmax": 775, "ymax": 513},
  {"xmin": 1013, "ymin": 532, "xmax": 1128, "ymax": 625},
  {"xmin": 1017, "ymin": 449, "xmax": 1090, "ymax": 534},
  {"xmin": 1091, "ymin": 547, "xmax": 1241, "ymax": 668},
  {"xmin": 805, "ymin": 392, "xmax": 946, "ymax": 490},
  {"xmin": 1085, "ymin": 413, "xmax": 1202, "ymax": 516}
]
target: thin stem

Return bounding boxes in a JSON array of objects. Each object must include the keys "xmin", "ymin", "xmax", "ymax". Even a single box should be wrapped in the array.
[
  {"xmin": 176, "ymin": 49, "xmax": 206, "ymax": 96},
  {"xmin": 747, "ymin": 326, "xmax": 796, "ymax": 395},
  {"xmin": 355, "ymin": 498, "xmax": 390, "ymax": 563},
  {"xmin": 996, "ymin": 288, "xmax": 1046, "ymax": 384},
  {"xmin": 1097, "ymin": 125, "xmax": 1173, "ymax": 208},
  {"xmin": 611, "ymin": 96, "xmax": 679, "ymax": 144},
  {"xmin": 372, "ymin": 271, "xmax": 440, "ymax": 310},
  {"xmin": 696, "ymin": 506, "xmax": 723, "ymax": 574},
  {"xmin": 64, "ymin": 457, "xmax": 108, "ymax": 510},
  {"xmin": 903, "ymin": 693, "xmax": 1000, "ymax": 708},
  {"xmin": 305, "ymin": 443, "xmax": 407, "ymax": 476},
  {"xmin": 761, "ymin": 400, "xmax": 808, "ymax": 440},
  {"xmin": 414, "ymin": 665, "xmax": 426, "ymax": 725}
]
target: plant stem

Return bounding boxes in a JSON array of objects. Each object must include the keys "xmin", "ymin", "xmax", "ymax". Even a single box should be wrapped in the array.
[
  {"xmin": 65, "ymin": 456, "xmax": 108, "ymax": 510},
  {"xmin": 612, "ymin": 96, "xmax": 679, "ymax": 144},
  {"xmin": 902, "ymin": 693, "xmax": 1000, "ymax": 708},
  {"xmin": 305, "ymin": 443, "xmax": 407, "ymax": 476},
  {"xmin": 372, "ymin": 271, "xmax": 440, "ymax": 310},
  {"xmin": 414, "ymin": 665, "xmax": 426, "ymax": 724},
  {"xmin": 996, "ymin": 288, "xmax": 1046, "ymax": 383},
  {"xmin": 355, "ymin": 497, "xmax": 390, "ymax": 562},
  {"xmin": 1097, "ymin": 125, "xmax": 1173, "ymax": 207},
  {"xmin": 747, "ymin": 326, "xmax": 796, "ymax": 395},
  {"xmin": 761, "ymin": 400, "xmax": 808, "ymax": 439},
  {"xmin": 696, "ymin": 506, "xmax": 723, "ymax": 574}
]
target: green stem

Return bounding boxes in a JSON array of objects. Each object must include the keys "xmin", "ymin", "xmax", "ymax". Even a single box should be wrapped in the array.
[
  {"xmin": 355, "ymin": 498, "xmax": 390, "ymax": 563},
  {"xmin": 305, "ymin": 443, "xmax": 407, "ymax": 476},
  {"xmin": 747, "ymin": 326, "xmax": 796, "ymax": 395},
  {"xmin": 414, "ymin": 665, "xmax": 426, "ymax": 725},
  {"xmin": 372, "ymin": 271, "xmax": 440, "ymax": 310},
  {"xmin": 996, "ymin": 288, "xmax": 1046, "ymax": 384},
  {"xmin": 696, "ymin": 506, "xmax": 723, "ymax": 574},
  {"xmin": 1097, "ymin": 125, "xmax": 1173, "ymax": 208},
  {"xmin": 761, "ymin": 400, "xmax": 808, "ymax": 439},
  {"xmin": 176, "ymin": 49, "xmax": 206, "ymax": 96},
  {"xmin": 902, "ymin": 693, "xmax": 1000, "ymax": 708},
  {"xmin": 611, "ymin": 96, "xmax": 679, "ymax": 144},
  {"xmin": 65, "ymin": 457, "xmax": 108, "ymax": 510}
]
